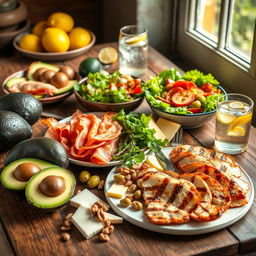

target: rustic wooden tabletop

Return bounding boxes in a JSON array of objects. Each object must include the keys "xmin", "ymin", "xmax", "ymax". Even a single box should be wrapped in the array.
[{"xmin": 0, "ymin": 43, "xmax": 255, "ymax": 256}]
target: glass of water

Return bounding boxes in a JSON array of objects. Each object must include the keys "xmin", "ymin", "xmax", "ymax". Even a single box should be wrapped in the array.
[
  {"xmin": 118, "ymin": 25, "xmax": 148, "ymax": 77},
  {"xmin": 215, "ymin": 93, "xmax": 254, "ymax": 154}
]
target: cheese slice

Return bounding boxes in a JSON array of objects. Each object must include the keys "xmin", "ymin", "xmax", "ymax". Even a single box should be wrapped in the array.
[
  {"xmin": 106, "ymin": 183, "xmax": 128, "ymax": 198},
  {"xmin": 70, "ymin": 189, "xmax": 109, "ymax": 209},
  {"xmin": 71, "ymin": 206, "xmax": 104, "ymax": 239},
  {"xmin": 146, "ymin": 154, "xmax": 164, "ymax": 171},
  {"xmin": 156, "ymin": 118, "xmax": 181, "ymax": 141},
  {"xmin": 148, "ymin": 119, "xmax": 168, "ymax": 141}
]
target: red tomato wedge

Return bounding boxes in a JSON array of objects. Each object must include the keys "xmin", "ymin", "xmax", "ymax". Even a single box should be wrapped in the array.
[
  {"xmin": 172, "ymin": 80, "xmax": 196, "ymax": 90},
  {"xmin": 171, "ymin": 90, "xmax": 195, "ymax": 107},
  {"xmin": 166, "ymin": 87, "xmax": 184, "ymax": 102},
  {"xmin": 130, "ymin": 85, "xmax": 142, "ymax": 95},
  {"xmin": 187, "ymin": 108, "xmax": 202, "ymax": 114}
]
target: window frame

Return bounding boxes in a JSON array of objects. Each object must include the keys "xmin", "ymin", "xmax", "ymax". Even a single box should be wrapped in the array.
[{"xmin": 175, "ymin": 0, "xmax": 256, "ymax": 95}]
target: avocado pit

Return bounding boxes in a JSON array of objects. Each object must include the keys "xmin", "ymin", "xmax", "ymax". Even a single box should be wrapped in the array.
[
  {"xmin": 39, "ymin": 175, "xmax": 66, "ymax": 197},
  {"xmin": 13, "ymin": 163, "xmax": 41, "ymax": 182}
]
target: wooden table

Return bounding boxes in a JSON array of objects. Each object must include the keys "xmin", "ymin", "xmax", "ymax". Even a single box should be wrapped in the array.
[{"xmin": 0, "ymin": 43, "xmax": 255, "ymax": 256}]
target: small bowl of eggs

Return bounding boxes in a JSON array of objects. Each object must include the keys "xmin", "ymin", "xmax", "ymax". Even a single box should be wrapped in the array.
[{"xmin": 2, "ymin": 61, "xmax": 79, "ymax": 104}]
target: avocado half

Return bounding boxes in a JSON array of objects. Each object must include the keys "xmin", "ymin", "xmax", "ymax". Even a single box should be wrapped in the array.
[
  {"xmin": 26, "ymin": 62, "xmax": 59, "ymax": 80},
  {"xmin": 25, "ymin": 167, "xmax": 76, "ymax": 210},
  {"xmin": 0, "ymin": 158, "xmax": 56, "ymax": 190}
]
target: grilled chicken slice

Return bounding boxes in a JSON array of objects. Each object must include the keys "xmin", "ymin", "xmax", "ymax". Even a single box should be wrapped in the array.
[
  {"xmin": 170, "ymin": 145, "xmax": 235, "ymax": 164},
  {"xmin": 145, "ymin": 200, "xmax": 190, "ymax": 225},
  {"xmin": 195, "ymin": 165, "xmax": 247, "ymax": 208},
  {"xmin": 137, "ymin": 166, "xmax": 200, "ymax": 213},
  {"xmin": 181, "ymin": 173, "xmax": 223, "ymax": 222}
]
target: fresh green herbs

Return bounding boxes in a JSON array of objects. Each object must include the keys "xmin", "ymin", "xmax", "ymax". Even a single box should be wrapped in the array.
[
  {"xmin": 75, "ymin": 71, "xmax": 144, "ymax": 103},
  {"xmin": 113, "ymin": 110, "xmax": 168, "ymax": 167},
  {"xmin": 203, "ymin": 94, "xmax": 222, "ymax": 113}
]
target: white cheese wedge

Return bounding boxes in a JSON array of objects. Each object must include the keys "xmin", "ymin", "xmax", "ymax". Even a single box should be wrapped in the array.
[
  {"xmin": 146, "ymin": 154, "xmax": 164, "ymax": 171},
  {"xmin": 156, "ymin": 118, "xmax": 181, "ymax": 141},
  {"xmin": 106, "ymin": 183, "xmax": 128, "ymax": 198},
  {"xmin": 148, "ymin": 119, "xmax": 168, "ymax": 141},
  {"xmin": 70, "ymin": 189, "xmax": 109, "ymax": 209},
  {"xmin": 72, "ymin": 206, "xmax": 123, "ymax": 239}
]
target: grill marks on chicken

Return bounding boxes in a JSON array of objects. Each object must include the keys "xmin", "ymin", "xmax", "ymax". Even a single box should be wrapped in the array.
[{"xmin": 170, "ymin": 145, "xmax": 249, "ymax": 208}]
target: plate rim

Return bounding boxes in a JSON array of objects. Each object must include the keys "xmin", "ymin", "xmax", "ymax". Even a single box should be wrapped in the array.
[{"xmin": 104, "ymin": 147, "xmax": 254, "ymax": 235}]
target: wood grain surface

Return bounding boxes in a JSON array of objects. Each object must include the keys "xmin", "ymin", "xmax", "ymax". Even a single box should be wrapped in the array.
[{"xmin": 0, "ymin": 43, "xmax": 255, "ymax": 256}]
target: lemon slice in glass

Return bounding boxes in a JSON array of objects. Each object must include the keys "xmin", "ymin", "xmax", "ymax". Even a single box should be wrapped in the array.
[
  {"xmin": 126, "ymin": 34, "xmax": 147, "ymax": 45},
  {"xmin": 228, "ymin": 112, "xmax": 252, "ymax": 131},
  {"xmin": 227, "ymin": 127, "xmax": 245, "ymax": 136},
  {"xmin": 228, "ymin": 101, "xmax": 244, "ymax": 109},
  {"xmin": 216, "ymin": 112, "xmax": 236, "ymax": 124}
]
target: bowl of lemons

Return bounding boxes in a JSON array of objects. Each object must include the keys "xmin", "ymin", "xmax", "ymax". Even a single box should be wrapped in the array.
[{"xmin": 13, "ymin": 12, "xmax": 96, "ymax": 61}]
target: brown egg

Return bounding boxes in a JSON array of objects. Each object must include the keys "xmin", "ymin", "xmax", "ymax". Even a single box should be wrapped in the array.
[
  {"xmin": 39, "ymin": 175, "xmax": 66, "ymax": 197},
  {"xmin": 41, "ymin": 70, "xmax": 56, "ymax": 83},
  {"xmin": 33, "ymin": 68, "xmax": 47, "ymax": 81},
  {"xmin": 59, "ymin": 66, "xmax": 75, "ymax": 80},
  {"xmin": 13, "ymin": 163, "xmax": 41, "ymax": 182},
  {"xmin": 50, "ymin": 72, "xmax": 69, "ymax": 88}
]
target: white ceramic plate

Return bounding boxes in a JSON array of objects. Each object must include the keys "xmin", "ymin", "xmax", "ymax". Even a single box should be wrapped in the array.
[
  {"xmin": 104, "ymin": 147, "xmax": 254, "ymax": 235},
  {"xmin": 45, "ymin": 113, "xmax": 123, "ymax": 167}
]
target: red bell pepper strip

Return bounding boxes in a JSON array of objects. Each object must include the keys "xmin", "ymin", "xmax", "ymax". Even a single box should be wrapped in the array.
[
  {"xmin": 130, "ymin": 85, "xmax": 142, "ymax": 95},
  {"xmin": 157, "ymin": 96, "xmax": 171, "ymax": 104},
  {"xmin": 171, "ymin": 80, "xmax": 196, "ymax": 90}
]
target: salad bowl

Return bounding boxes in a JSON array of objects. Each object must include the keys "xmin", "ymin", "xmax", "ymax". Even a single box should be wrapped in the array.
[
  {"xmin": 75, "ymin": 72, "xmax": 144, "ymax": 112},
  {"xmin": 145, "ymin": 69, "xmax": 227, "ymax": 129}
]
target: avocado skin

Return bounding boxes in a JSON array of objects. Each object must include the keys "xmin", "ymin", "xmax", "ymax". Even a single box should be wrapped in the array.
[
  {"xmin": 0, "ymin": 93, "xmax": 42, "ymax": 125},
  {"xmin": 5, "ymin": 137, "xmax": 69, "ymax": 168},
  {"xmin": 0, "ymin": 111, "xmax": 32, "ymax": 152}
]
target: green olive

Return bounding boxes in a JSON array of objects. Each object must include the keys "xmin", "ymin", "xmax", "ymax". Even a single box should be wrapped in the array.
[
  {"xmin": 196, "ymin": 95, "xmax": 206, "ymax": 103},
  {"xmin": 79, "ymin": 171, "xmax": 91, "ymax": 183},
  {"xmin": 114, "ymin": 174, "xmax": 125, "ymax": 183},
  {"xmin": 120, "ymin": 198, "xmax": 132, "ymax": 207},
  {"xmin": 87, "ymin": 175, "xmax": 100, "ymax": 188},
  {"xmin": 189, "ymin": 100, "xmax": 202, "ymax": 108},
  {"xmin": 134, "ymin": 190, "xmax": 142, "ymax": 200}
]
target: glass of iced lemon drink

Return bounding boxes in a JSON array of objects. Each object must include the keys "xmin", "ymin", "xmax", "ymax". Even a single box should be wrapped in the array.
[{"xmin": 215, "ymin": 93, "xmax": 253, "ymax": 154}]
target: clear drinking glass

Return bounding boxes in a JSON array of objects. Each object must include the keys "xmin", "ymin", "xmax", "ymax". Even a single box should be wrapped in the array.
[
  {"xmin": 118, "ymin": 25, "xmax": 148, "ymax": 77},
  {"xmin": 215, "ymin": 93, "xmax": 254, "ymax": 154}
]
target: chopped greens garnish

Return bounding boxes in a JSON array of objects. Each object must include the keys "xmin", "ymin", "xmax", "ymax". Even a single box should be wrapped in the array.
[{"xmin": 113, "ymin": 110, "xmax": 168, "ymax": 167}]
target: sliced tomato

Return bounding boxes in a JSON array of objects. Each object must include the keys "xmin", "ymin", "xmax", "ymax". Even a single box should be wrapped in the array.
[
  {"xmin": 190, "ymin": 88, "xmax": 204, "ymax": 96},
  {"xmin": 166, "ymin": 87, "xmax": 184, "ymax": 102},
  {"xmin": 187, "ymin": 108, "xmax": 202, "ymax": 114},
  {"xmin": 172, "ymin": 80, "xmax": 196, "ymax": 90},
  {"xmin": 157, "ymin": 96, "xmax": 171, "ymax": 104},
  {"xmin": 200, "ymin": 83, "xmax": 215, "ymax": 97},
  {"xmin": 170, "ymin": 90, "xmax": 195, "ymax": 107},
  {"xmin": 130, "ymin": 85, "xmax": 142, "ymax": 95}
]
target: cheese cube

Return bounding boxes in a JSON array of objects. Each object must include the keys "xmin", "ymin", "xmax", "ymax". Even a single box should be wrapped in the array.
[
  {"xmin": 70, "ymin": 189, "xmax": 109, "ymax": 209},
  {"xmin": 106, "ymin": 183, "xmax": 128, "ymax": 198}
]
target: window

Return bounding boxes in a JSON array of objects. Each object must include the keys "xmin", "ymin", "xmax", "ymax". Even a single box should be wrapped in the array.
[{"xmin": 175, "ymin": 0, "xmax": 256, "ymax": 102}]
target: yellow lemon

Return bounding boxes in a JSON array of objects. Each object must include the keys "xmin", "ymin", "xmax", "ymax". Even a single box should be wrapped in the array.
[
  {"xmin": 228, "ymin": 113, "xmax": 252, "ymax": 131},
  {"xmin": 19, "ymin": 34, "xmax": 43, "ymax": 52},
  {"xmin": 42, "ymin": 28, "xmax": 70, "ymax": 52},
  {"xmin": 227, "ymin": 127, "xmax": 245, "ymax": 136},
  {"xmin": 98, "ymin": 47, "xmax": 118, "ymax": 64},
  {"xmin": 69, "ymin": 27, "xmax": 91, "ymax": 50},
  {"xmin": 216, "ymin": 111, "xmax": 236, "ymax": 124},
  {"xmin": 32, "ymin": 21, "xmax": 48, "ymax": 36},
  {"xmin": 48, "ymin": 12, "xmax": 74, "ymax": 32},
  {"xmin": 126, "ymin": 34, "xmax": 147, "ymax": 45}
]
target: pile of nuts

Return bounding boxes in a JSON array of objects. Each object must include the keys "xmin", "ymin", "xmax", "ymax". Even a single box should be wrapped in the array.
[
  {"xmin": 79, "ymin": 170, "xmax": 104, "ymax": 190},
  {"xmin": 60, "ymin": 212, "xmax": 74, "ymax": 242},
  {"xmin": 115, "ymin": 165, "xmax": 143, "ymax": 211},
  {"xmin": 91, "ymin": 202, "xmax": 114, "ymax": 242}
]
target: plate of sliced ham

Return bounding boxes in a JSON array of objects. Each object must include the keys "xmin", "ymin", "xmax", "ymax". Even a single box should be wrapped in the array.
[
  {"xmin": 44, "ymin": 110, "xmax": 123, "ymax": 167},
  {"xmin": 104, "ymin": 146, "xmax": 254, "ymax": 235}
]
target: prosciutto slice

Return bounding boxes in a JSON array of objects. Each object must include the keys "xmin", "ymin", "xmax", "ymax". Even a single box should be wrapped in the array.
[{"xmin": 43, "ymin": 111, "xmax": 122, "ymax": 165}]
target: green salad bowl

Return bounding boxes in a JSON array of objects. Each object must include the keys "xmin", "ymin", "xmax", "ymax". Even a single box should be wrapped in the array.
[
  {"xmin": 74, "ymin": 77, "xmax": 144, "ymax": 112},
  {"xmin": 147, "ymin": 85, "xmax": 227, "ymax": 129}
]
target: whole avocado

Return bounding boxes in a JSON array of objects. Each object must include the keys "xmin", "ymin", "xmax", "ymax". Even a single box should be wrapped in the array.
[
  {"xmin": 0, "ymin": 93, "xmax": 42, "ymax": 124},
  {"xmin": 79, "ymin": 57, "xmax": 101, "ymax": 77},
  {"xmin": 5, "ymin": 137, "xmax": 69, "ymax": 168},
  {"xmin": 0, "ymin": 111, "xmax": 32, "ymax": 152}
]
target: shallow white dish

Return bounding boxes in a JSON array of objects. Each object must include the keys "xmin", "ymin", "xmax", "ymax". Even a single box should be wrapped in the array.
[
  {"xmin": 104, "ymin": 147, "xmax": 254, "ymax": 235},
  {"xmin": 45, "ymin": 113, "xmax": 123, "ymax": 168}
]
